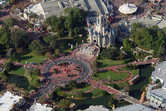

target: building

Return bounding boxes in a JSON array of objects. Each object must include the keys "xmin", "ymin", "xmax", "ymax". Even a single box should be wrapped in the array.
[
  {"xmin": 81, "ymin": 105, "xmax": 109, "ymax": 111},
  {"xmin": 29, "ymin": 103, "xmax": 53, "ymax": 111},
  {"xmin": 0, "ymin": 0, "xmax": 9, "ymax": 7},
  {"xmin": 24, "ymin": 0, "xmax": 112, "ymax": 22},
  {"xmin": 113, "ymin": 104, "xmax": 154, "ymax": 111},
  {"xmin": 0, "ymin": 91, "xmax": 25, "ymax": 111},
  {"xmin": 128, "ymin": 75, "xmax": 140, "ymax": 85},
  {"xmin": 146, "ymin": 61, "xmax": 166, "ymax": 109},
  {"xmin": 87, "ymin": 14, "xmax": 116, "ymax": 48},
  {"xmin": 128, "ymin": 13, "xmax": 166, "ymax": 29},
  {"xmin": 118, "ymin": 3, "xmax": 137, "ymax": 15}
]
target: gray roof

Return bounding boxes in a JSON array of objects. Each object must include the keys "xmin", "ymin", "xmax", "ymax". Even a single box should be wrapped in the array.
[
  {"xmin": 39, "ymin": 0, "xmax": 108, "ymax": 19},
  {"xmin": 157, "ymin": 20, "xmax": 166, "ymax": 29},
  {"xmin": 40, "ymin": 0, "xmax": 68, "ymax": 18},
  {"xmin": 151, "ymin": 88, "xmax": 166, "ymax": 101},
  {"xmin": 113, "ymin": 104, "xmax": 154, "ymax": 111},
  {"xmin": 151, "ymin": 61, "xmax": 166, "ymax": 89},
  {"xmin": 128, "ymin": 17, "xmax": 160, "ymax": 27},
  {"xmin": 128, "ymin": 16, "xmax": 166, "ymax": 29}
]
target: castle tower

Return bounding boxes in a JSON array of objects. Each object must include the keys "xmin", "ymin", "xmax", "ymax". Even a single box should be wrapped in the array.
[
  {"xmin": 103, "ymin": 35, "xmax": 106, "ymax": 47},
  {"xmin": 99, "ymin": 12, "xmax": 102, "ymax": 35},
  {"xmin": 88, "ymin": 27, "xmax": 93, "ymax": 44},
  {"xmin": 97, "ymin": 33, "xmax": 101, "ymax": 47}
]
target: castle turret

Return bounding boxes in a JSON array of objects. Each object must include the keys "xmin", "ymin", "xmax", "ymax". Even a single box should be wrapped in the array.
[
  {"xmin": 97, "ymin": 33, "xmax": 101, "ymax": 47},
  {"xmin": 88, "ymin": 26, "xmax": 93, "ymax": 44},
  {"xmin": 103, "ymin": 35, "xmax": 106, "ymax": 47}
]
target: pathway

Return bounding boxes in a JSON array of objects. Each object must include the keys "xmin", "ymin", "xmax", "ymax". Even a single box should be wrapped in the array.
[{"xmin": 97, "ymin": 58, "xmax": 158, "ymax": 83}]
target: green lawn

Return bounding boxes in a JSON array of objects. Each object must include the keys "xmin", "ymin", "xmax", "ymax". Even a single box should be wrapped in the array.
[
  {"xmin": 70, "ymin": 85, "xmax": 92, "ymax": 93},
  {"xmin": 94, "ymin": 71, "xmax": 129, "ymax": 81},
  {"xmin": 7, "ymin": 74, "xmax": 30, "ymax": 90},
  {"xmin": 20, "ymin": 51, "xmax": 45, "ymax": 63},
  {"xmin": 90, "ymin": 89, "xmax": 107, "ymax": 98},
  {"xmin": 9, "ymin": 66, "xmax": 25, "ymax": 76},
  {"xmin": 119, "ymin": 67, "xmax": 139, "ymax": 77},
  {"xmin": 97, "ymin": 59, "xmax": 124, "ymax": 68}
]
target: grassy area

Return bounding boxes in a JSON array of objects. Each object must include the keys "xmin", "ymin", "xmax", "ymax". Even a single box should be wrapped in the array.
[
  {"xmin": 119, "ymin": 67, "xmax": 139, "ymax": 77},
  {"xmin": 90, "ymin": 89, "xmax": 107, "ymax": 98},
  {"xmin": 97, "ymin": 59, "xmax": 124, "ymax": 68},
  {"xmin": 69, "ymin": 85, "xmax": 92, "ymax": 93},
  {"xmin": 20, "ymin": 51, "xmax": 45, "ymax": 63},
  {"xmin": 7, "ymin": 74, "xmax": 30, "ymax": 90},
  {"xmin": 64, "ymin": 87, "xmax": 107, "ymax": 99},
  {"xmin": 9, "ymin": 66, "xmax": 25, "ymax": 76},
  {"xmin": 94, "ymin": 71, "xmax": 129, "ymax": 81}
]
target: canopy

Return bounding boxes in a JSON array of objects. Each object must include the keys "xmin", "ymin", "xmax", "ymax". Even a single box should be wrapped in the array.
[{"xmin": 118, "ymin": 3, "xmax": 137, "ymax": 15}]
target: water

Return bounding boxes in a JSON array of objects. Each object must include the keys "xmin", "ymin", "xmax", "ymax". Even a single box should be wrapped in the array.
[
  {"xmin": 8, "ymin": 74, "xmax": 30, "ymax": 89},
  {"xmin": 69, "ymin": 65, "xmax": 154, "ymax": 110},
  {"xmin": 69, "ymin": 95, "xmax": 111, "ymax": 110},
  {"xmin": 130, "ymin": 65, "xmax": 155, "ymax": 99}
]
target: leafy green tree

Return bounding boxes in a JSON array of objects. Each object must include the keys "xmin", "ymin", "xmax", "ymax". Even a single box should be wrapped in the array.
[
  {"xmin": 101, "ymin": 46, "xmax": 120, "ymax": 60},
  {"xmin": 11, "ymin": 29, "xmax": 30, "ymax": 50},
  {"xmin": 0, "ymin": 72, "xmax": 8, "ymax": 82},
  {"xmin": 74, "ymin": 27, "xmax": 80, "ymax": 35},
  {"xmin": 33, "ymin": 68, "xmax": 41, "ymax": 76},
  {"xmin": 29, "ymin": 40, "xmax": 46, "ymax": 55},
  {"xmin": 9, "ymin": 52, "xmax": 20, "ymax": 61},
  {"xmin": 55, "ymin": 49, "xmax": 60, "ymax": 56},
  {"xmin": 123, "ymin": 38, "xmax": 134, "ymax": 51},
  {"xmin": 4, "ymin": 18, "xmax": 18, "ymax": 27},
  {"xmin": 142, "ymin": 0, "xmax": 148, "ymax": 3},
  {"xmin": 58, "ymin": 99, "xmax": 70, "ymax": 111},
  {"xmin": 4, "ymin": 62, "xmax": 14, "ymax": 71},
  {"xmin": 68, "ymin": 80, "xmax": 77, "ymax": 89}
]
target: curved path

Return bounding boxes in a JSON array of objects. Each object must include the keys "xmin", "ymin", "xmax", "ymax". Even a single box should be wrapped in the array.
[
  {"xmin": 98, "ymin": 58, "xmax": 159, "ymax": 83},
  {"xmin": 32, "ymin": 57, "xmax": 92, "ymax": 100}
]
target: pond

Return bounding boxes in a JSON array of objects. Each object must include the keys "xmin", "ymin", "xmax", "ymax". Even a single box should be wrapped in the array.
[
  {"xmin": 69, "ymin": 65, "xmax": 154, "ymax": 110},
  {"xmin": 8, "ymin": 74, "xmax": 30, "ymax": 90},
  {"xmin": 69, "ymin": 95, "xmax": 111, "ymax": 110},
  {"xmin": 130, "ymin": 65, "xmax": 155, "ymax": 99}
]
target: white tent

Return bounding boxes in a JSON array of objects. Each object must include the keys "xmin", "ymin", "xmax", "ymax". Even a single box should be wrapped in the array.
[{"xmin": 118, "ymin": 3, "xmax": 137, "ymax": 15}]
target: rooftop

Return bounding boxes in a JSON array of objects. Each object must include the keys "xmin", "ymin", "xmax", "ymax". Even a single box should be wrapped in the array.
[
  {"xmin": 113, "ymin": 104, "xmax": 154, "ymax": 111},
  {"xmin": 151, "ymin": 61, "xmax": 166, "ymax": 89},
  {"xmin": 151, "ymin": 88, "xmax": 166, "ymax": 101},
  {"xmin": 29, "ymin": 103, "xmax": 52, "ymax": 111},
  {"xmin": 82, "ymin": 105, "xmax": 109, "ymax": 111},
  {"xmin": 118, "ymin": 3, "xmax": 137, "ymax": 15},
  {"xmin": 0, "ymin": 91, "xmax": 23, "ymax": 111}
]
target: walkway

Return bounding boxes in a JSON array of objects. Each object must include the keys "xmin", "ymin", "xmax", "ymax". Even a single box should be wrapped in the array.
[
  {"xmin": 88, "ymin": 80, "xmax": 120, "ymax": 94},
  {"xmin": 98, "ymin": 58, "xmax": 158, "ymax": 83}
]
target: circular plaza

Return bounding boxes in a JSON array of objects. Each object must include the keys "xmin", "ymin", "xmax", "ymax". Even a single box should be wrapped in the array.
[{"xmin": 41, "ymin": 57, "xmax": 92, "ymax": 85}]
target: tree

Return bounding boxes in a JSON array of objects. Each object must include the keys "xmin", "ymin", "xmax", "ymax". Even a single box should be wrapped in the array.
[
  {"xmin": 76, "ymin": 91, "xmax": 84, "ymax": 97},
  {"xmin": 11, "ymin": 29, "xmax": 30, "ymax": 50},
  {"xmin": 68, "ymin": 80, "xmax": 77, "ymax": 89},
  {"xmin": 0, "ymin": 72, "xmax": 8, "ymax": 82},
  {"xmin": 9, "ymin": 52, "xmax": 20, "ymax": 61},
  {"xmin": 123, "ymin": 85, "xmax": 130, "ymax": 92},
  {"xmin": 55, "ymin": 49, "xmax": 60, "ymax": 56},
  {"xmin": 45, "ymin": 52, "xmax": 52, "ymax": 59},
  {"xmin": 33, "ymin": 68, "xmax": 41, "ymax": 76},
  {"xmin": 4, "ymin": 18, "xmax": 18, "ymax": 27},
  {"xmin": 30, "ymin": 40, "xmax": 46, "ymax": 55},
  {"xmin": 92, "ymin": 60, "xmax": 98, "ymax": 74},
  {"xmin": 101, "ymin": 46, "xmax": 120, "ymax": 60},
  {"xmin": 74, "ymin": 27, "xmax": 80, "ymax": 35},
  {"xmin": 142, "ymin": 0, "xmax": 148, "ymax": 3},
  {"xmin": 0, "ymin": 32, "xmax": 11, "ymax": 47},
  {"xmin": 4, "ymin": 62, "xmax": 14, "ymax": 71},
  {"xmin": 39, "ymin": 96, "xmax": 48, "ymax": 104},
  {"xmin": 58, "ymin": 99, "xmax": 70, "ymax": 111}
]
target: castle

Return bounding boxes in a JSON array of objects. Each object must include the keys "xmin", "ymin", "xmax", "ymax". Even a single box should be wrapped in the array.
[{"xmin": 87, "ymin": 14, "xmax": 116, "ymax": 48}]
